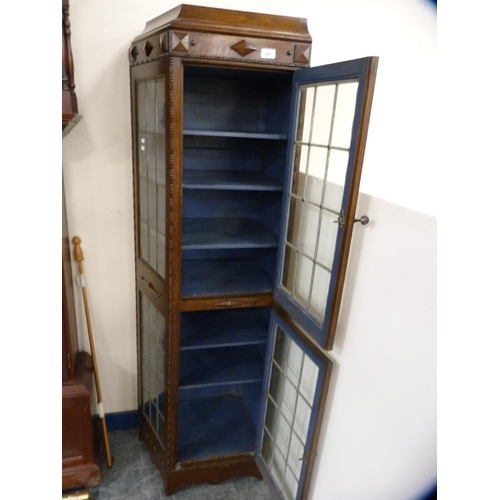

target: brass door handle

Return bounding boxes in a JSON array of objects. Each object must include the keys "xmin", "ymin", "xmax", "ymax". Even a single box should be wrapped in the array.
[{"xmin": 354, "ymin": 215, "xmax": 370, "ymax": 225}]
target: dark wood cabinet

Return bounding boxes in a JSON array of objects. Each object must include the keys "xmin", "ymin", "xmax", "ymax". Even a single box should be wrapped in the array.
[
  {"xmin": 62, "ymin": 0, "xmax": 101, "ymax": 490},
  {"xmin": 129, "ymin": 5, "xmax": 377, "ymax": 498},
  {"xmin": 62, "ymin": 0, "xmax": 81, "ymax": 137},
  {"xmin": 63, "ymin": 185, "xmax": 79, "ymax": 382},
  {"xmin": 62, "ymin": 191, "xmax": 101, "ymax": 489},
  {"xmin": 62, "ymin": 352, "xmax": 101, "ymax": 490}
]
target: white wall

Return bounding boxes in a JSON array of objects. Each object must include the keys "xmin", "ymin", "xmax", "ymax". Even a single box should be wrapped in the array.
[
  {"xmin": 62, "ymin": 0, "xmax": 436, "ymax": 498},
  {"xmin": 312, "ymin": 193, "xmax": 436, "ymax": 500}
]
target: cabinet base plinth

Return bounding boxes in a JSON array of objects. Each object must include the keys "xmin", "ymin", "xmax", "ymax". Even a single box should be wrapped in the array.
[
  {"xmin": 138, "ymin": 418, "xmax": 262, "ymax": 497},
  {"xmin": 165, "ymin": 459, "xmax": 262, "ymax": 496}
]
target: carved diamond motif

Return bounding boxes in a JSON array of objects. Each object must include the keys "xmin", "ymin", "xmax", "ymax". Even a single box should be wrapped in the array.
[
  {"xmin": 230, "ymin": 40, "xmax": 257, "ymax": 57},
  {"xmin": 130, "ymin": 45, "xmax": 138, "ymax": 61},
  {"xmin": 171, "ymin": 32, "xmax": 189, "ymax": 53},
  {"xmin": 144, "ymin": 40, "xmax": 154, "ymax": 57},
  {"xmin": 160, "ymin": 34, "xmax": 168, "ymax": 53},
  {"xmin": 294, "ymin": 44, "xmax": 311, "ymax": 64}
]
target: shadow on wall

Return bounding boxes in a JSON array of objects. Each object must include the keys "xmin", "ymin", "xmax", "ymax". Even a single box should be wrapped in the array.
[
  {"xmin": 418, "ymin": 483, "xmax": 437, "ymax": 500},
  {"xmin": 331, "ymin": 190, "xmax": 373, "ymax": 355}
]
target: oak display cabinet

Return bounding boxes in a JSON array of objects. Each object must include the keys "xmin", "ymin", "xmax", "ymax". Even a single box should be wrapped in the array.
[{"xmin": 129, "ymin": 5, "xmax": 377, "ymax": 499}]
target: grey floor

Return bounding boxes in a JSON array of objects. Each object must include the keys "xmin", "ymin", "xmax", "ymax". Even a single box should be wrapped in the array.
[{"xmin": 86, "ymin": 429, "xmax": 274, "ymax": 500}]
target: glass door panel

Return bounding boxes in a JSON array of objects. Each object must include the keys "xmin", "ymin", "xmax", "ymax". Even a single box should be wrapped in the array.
[
  {"xmin": 275, "ymin": 57, "xmax": 378, "ymax": 349},
  {"xmin": 136, "ymin": 77, "xmax": 166, "ymax": 278},
  {"xmin": 256, "ymin": 311, "xmax": 331, "ymax": 500},
  {"xmin": 283, "ymin": 78, "xmax": 358, "ymax": 326},
  {"xmin": 140, "ymin": 291, "xmax": 166, "ymax": 447}
]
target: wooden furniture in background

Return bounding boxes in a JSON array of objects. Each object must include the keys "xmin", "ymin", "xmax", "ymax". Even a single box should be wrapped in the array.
[
  {"xmin": 129, "ymin": 5, "xmax": 377, "ymax": 499},
  {"xmin": 62, "ymin": 0, "xmax": 81, "ymax": 136},
  {"xmin": 62, "ymin": 0, "xmax": 101, "ymax": 490}
]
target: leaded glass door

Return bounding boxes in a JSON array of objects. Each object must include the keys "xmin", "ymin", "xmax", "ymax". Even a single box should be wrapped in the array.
[
  {"xmin": 135, "ymin": 74, "xmax": 168, "ymax": 451},
  {"xmin": 255, "ymin": 312, "xmax": 332, "ymax": 500},
  {"xmin": 275, "ymin": 57, "xmax": 378, "ymax": 350},
  {"xmin": 256, "ymin": 57, "xmax": 377, "ymax": 500},
  {"xmin": 136, "ymin": 77, "xmax": 166, "ymax": 279}
]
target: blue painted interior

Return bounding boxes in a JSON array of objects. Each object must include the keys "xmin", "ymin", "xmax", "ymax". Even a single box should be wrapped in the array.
[
  {"xmin": 179, "ymin": 345, "xmax": 264, "ymax": 389},
  {"xmin": 176, "ymin": 306, "xmax": 270, "ymax": 460},
  {"xmin": 182, "ymin": 189, "xmax": 273, "ymax": 218},
  {"xmin": 180, "ymin": 257, "xmax": 274, "ymax": 297},
  {"xmin": 177, "ymin": 383, "xmax": 243, "ymax": 402},
  {"xmin": 183, "ymin": 65, "xmax": 292, "ymax": 136},
  {"xmin": 174, "ymin": 64, "xmax": 294, "ymax": 467},
  {"xmin": 185, "ymin": 130, "xmax": 287, "ymax": 140},
  {"xmin": 242, "ymin": 381, "xmax": 266, "ymax": 431},
  {"xmin": 180, "ymin": 307, "xmax": 270, "ymax": 349},
  {"xmin": 181, "ymin": 65, "xmax": 291, "ymax": 301},
  {"xmin": 182, "ymin": 135, "xmax": 286, "ymax": 179},
  {"xmin": 183, "ymin": 170, "xmax": 283, "ymax": 191},
  {"xmin": 177, "ymin": 394, "xmax": 256, "ymax": 462},
  {"xmin": 182, "ymin": 217, "xmax": 278, "ymax": 250}
]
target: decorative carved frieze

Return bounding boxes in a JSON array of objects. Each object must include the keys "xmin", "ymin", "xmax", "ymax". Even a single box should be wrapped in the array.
[
  {"xmin": 144, "ymin": 40, "xmax": 154, "ymax": 57},
  {"xmin": 293, "ymin": 44, "xmax": 311, "ymax": 64},
  {"xmin": 230, "ymin": 40, "xmax": 257, "ymax": 57},
  {"xmin": 294, "ymin": 44, "xmax": 311, "ymax": 64},
  {"xmin": 130, "ymin": 45, "xmax": 139, "ymax": 61},
  {"xmin": 171, "ymin": 31, "xmax": 190, "ymax": 52}
]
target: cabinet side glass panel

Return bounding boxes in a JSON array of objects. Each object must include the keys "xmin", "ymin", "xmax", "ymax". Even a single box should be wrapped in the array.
[
  {"xmin": 259, "ymin": 320, "xmax": 320, "ymax": 500},
  {"xmin": 140, "ymin": 291, "xmax": 166, "ymax": 447},
  {"xmin": 281, "ymin": 80, "xmax": 359, "ymax": 323},
  {"xmin": 137, "ymin": 78, "xmax": 166, "ymax": 277}
]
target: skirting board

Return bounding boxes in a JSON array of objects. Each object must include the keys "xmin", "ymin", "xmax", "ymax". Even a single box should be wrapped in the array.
[{"xmin": 105, "ymin": 410, "xmax": 139, "ymax": 431}]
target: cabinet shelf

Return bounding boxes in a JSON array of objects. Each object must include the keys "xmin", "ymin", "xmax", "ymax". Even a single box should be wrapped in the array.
[
  {"xmin": 182, "ymin": 170, "xmax": 283, "ymax": 192},
  {"xmin": 181, "ymin": 258, "xmax": 274, "ymax": 297},
  {"xmin": 177, "ymin": 394, "xmax": 255, "ymax": 462},
  {"xmin": 179, "ymin": 346, "xmax": 264, "ymax": 390},
  {"xmin": 184, "ymin": 129, "xmax": 287, "ymax": 141},
  {"xmin": 180, "ymin": 308, "xmax": 270, "ymax": 350},
  {"xmin": 182, "ymin": 218, "xmax": 278, "ymax": 250}
]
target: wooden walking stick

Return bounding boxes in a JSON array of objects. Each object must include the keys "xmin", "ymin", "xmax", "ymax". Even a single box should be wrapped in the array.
[{"xmin": 72, "ymin": 236, "xmax": 113, "ymax": 468}]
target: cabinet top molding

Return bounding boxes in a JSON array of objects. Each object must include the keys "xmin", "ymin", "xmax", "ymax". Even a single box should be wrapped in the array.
[{"xmin": 132, "ymin": 4, "xmax": 312, "ymax": 44}]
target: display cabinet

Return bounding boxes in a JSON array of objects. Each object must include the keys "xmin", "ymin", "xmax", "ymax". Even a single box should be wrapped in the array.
[{"xmin": 129, "ymin": 5, "xmax": 377, "ymax": 498}]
